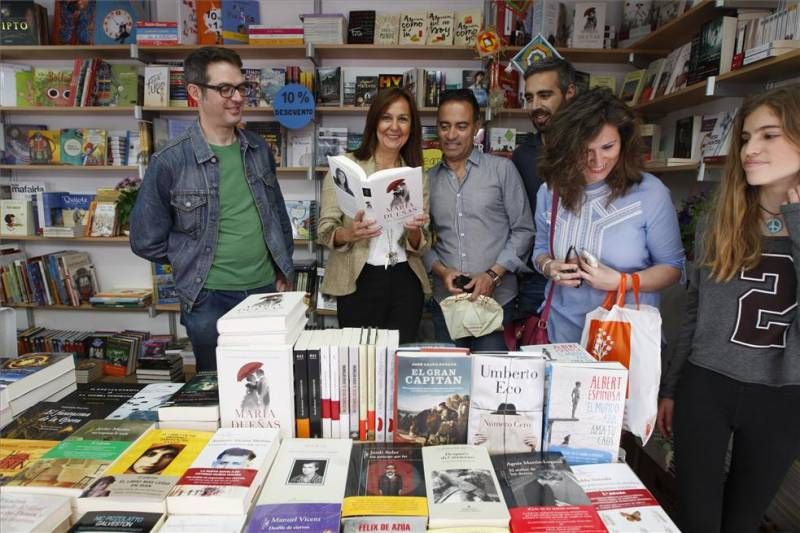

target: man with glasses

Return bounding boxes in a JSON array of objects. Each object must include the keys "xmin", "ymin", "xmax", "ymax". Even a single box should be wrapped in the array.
[
  {"xmin": 511, "ymin": 57, "xmax": 577, "ymax": 319},
  {"xmin": 130, "ymin": 47, "xmax": 294, "ymax": 372},
  {"xmin": 425, "ymin": 90, "xmax": 534, "ymax": 350}
]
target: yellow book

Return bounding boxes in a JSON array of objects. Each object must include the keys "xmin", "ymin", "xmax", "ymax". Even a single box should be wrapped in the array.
[{"xmin": 0, "ymin": 439, "xmax": 59, "ymax": 484}]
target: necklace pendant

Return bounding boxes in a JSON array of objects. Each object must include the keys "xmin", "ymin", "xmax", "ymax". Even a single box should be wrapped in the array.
[
  {"xmin": 765, "ymin": 217, "xmax": 783, "ymax": 234},
  {"xmin": 386, "ymin": 251, "xmax": 398, "ymax": 268}
]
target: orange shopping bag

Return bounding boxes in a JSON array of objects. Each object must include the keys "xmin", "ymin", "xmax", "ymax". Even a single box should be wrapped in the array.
[{"xmin": 580, "ymin": 274, "xmax": 662, "ymax": 444}]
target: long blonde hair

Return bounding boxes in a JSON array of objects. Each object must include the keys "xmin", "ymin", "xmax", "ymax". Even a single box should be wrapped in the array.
[{"xmin": 703, "ymin": 87, "xmax": 800, "ymax": 282}]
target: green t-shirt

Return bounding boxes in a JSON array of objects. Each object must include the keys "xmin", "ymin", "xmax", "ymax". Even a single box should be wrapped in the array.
[{"xmin": 204, "ymin": 141, "xmax": 275, "ymax": 290}]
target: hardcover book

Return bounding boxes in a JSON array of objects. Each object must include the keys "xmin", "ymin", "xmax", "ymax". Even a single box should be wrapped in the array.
[
  {"xmin": 94, "ymin": 1, "xmax": 149, "ymax": 45},
  {"xmin": 246, "ymin": 438, "xmax": 353, "ymax": 532},
  {"xmin": 285, "ymin": 200, "xmax": 315, "ymax": 240},
  {"xmin": 216, "ymin": 346, "xmax": 296, "ymax": 438},
  {"xmin": 341, "ymin": 442, "xmax": 427, "ymax": 531},
  {"xmin": 327, "ymin": 155, "xmax": 424, "ymax": 229},
  {"xmin": 197, "ymin": 0, "xmax": 223, "ymax": 44},
  {"xmin": 144, "ymin": 65, "xmax": 169, "ymax": 107},
  {"xmin": 374, "ymin": 13, "xmax": 400, "ymax": 45},
  {"xmin": 422, "ymin": 445, "xmax": 509, "ymax": 529},
  {"xmin": 493, "ymin": 451, "xmax": 604, "ymax": 532},
  {"xmin": 618, "ymin": 69, "xmax": 646, "ymax": 106},
  {"xmin": 59, "ymin": 129, "xmax": 84, "ymax": 165},
  {"xmin": 259, "ymin": 68, "xmax": 285, "ymax": 107},
  {"xmin": 462, "ymin": 70, "xmax": 488, "ymax": 107},
  {"xmin": 221, "ymin": 0, "xmax": 260, "ymax": 44},
  {"xmin": 468, "ymin": 354, "xmax": 545, "ymax": 455},
  {"xmin": 427, "ymin": 11, "xmax": 454, "ymax": 46},
  {"xmin": 700, "ymin": 110, "xmax": 737, "ymax": 161},
  {"xmin": 247, "ymin": 121, "xmax": 283, "ymax": 167},
  {"xmin": 27, "ymin": 130, "xmax": 60, "ymax": 164},
  {"xmin": 573, "ymin": 462, "xmax": 681, "ymax": 532},
  {"xmin": 166, "ymin": 427, "xmax": 281, "ymax": 515},
  {"xmin": 572, "ymin": 3, "xmax": 606, "ymax": 48},
  {"xmin": 0, "ymin": 200, "xmax": 33, "ymax": 236},
  {"xmin": 316, "ymin": 67, "xmax": 342, "ymax": 107},
  {"xmin": 2, "ymin": 124, "xmax": 46, "ymax": 164},
  {"xmin": 399, "ymin": 12, "xmax": 428, "ymax": 45},
  {"xmin": 394, "ymin": 350, "xmax": 471, "ymax": 445},
  {"xmin": 347, "ymin": 10, "xmax": 376, "ymax": 44},
  {"xmin": 354, "ymin": 76, "xmax": 379, "ymax": 107},
  {"xmin": 216, "ymin": 291, "xmax": 306, "ymax": 334}
]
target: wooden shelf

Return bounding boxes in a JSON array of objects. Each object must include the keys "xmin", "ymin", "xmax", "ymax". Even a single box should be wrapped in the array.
[
  {"xmin": 316, "ymin": 106, "xmax": 440, "ymax": 115},
  {"xmin": 155, "ymin": 303, "xmax": 180, "ymax": 313},
  {"xmin": 630, "ymin": 0, "xmax": 777, "ymax": 51},
  {"xmin": 314, "ymin": 44, "xmax": 478, "ymax": 60},
  {"xmin": 0, "ymin": 165, "xmax": 138, "ymax": 171},
  {"xmin": 0, "ymin": 45, "xmax": 132, "ymax": 60},
  {"xmin": 278, "ymin": 167, "xmax": 327, "ymax": 174},
  {"xmin": 141, "ymin": 106, "xmax": 273, "ymax": 114},
  {"xmin": 0, "ymin": 106, "xmax": 135, "ymax": 114},
  {"xmin": 8, "ymin": 302, "xmax": 150, "ymax": 312},
  {"xmin": 5, "ymin": 235, "xmax": 129, "ymax": 243},
  {"xmin": 636, "ymin": 49, "xmax": 800, "ymax": 118},
  {"xmin": 645, "ymin": 163, "xmax": 700, "ymax": 173},
  {"xmin": 505, "ymin": 46, "xmax": 669, "ymax": 64},
  {"xmin": 135, "ymin": 44, "xmax": 307, "ymax": 60}
]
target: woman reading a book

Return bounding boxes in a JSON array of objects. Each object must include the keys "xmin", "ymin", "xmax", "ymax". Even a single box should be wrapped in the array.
[
  {"xmin": 318, "ymin": 87, "xmax": 430, "ymax": 343},
  {"xmin": 531, "ymin": 87, "xmax": 684, "ymax": 343},
  {"xmin": 657, "ymin": 87, "xmax": 800, "ymax": 533}
]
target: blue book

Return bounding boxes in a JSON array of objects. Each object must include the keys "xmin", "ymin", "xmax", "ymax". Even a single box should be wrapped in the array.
[
  {"xmin": 246, "ymin": 503, "xmax": 342, "ymax": 532},
  {"xmin": 94, "ymin": 1, "xmax": 149, "ymax": 45},
  {"xmin": 222, "ymin": 0, "xmax": 260, "ymax": 44},
  {"xmin": 39, "ymin": 192, "xmax": 66, "ymax": 227}
]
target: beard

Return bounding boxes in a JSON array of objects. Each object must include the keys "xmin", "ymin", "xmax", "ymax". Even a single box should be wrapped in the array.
[{"xmin": 531, "ymin": 109, "xmax": 552, "ymax": 131}]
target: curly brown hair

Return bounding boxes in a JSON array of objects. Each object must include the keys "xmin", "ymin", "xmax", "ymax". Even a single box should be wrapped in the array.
[{"xmin": 539, "ymin": 87, "xmax": 644, "ymax": 212}]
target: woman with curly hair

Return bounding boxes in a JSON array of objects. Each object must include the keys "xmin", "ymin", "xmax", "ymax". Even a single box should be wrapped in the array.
[
  {"xmin": 531, "ymin": 87, "xmax": 684, "ymax": 342},
  {"xmin": 658, "ymin": 87, "xmax": 800, "ymax": 532}
]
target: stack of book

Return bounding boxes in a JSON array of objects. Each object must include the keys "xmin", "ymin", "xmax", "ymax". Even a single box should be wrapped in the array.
[
  {"xmin": 89, "ymin": 288, "xmax": 153, "ymax": 309},
  {"xmin": 75, "ymin": 358, "xmax": 103, "ymax": 384},
  {"xmin": 136, "ymin": 336, "xmax": 185, "ymax": 384},
  {"xmin": 301, "ymin": 13, "xmax": 347, "ymax": 44},
  {"xmin": 0, "ymin": 493, "xmax": 72, "ymax": 532},
  {"xmin": 0, "ymin": 353, "xmax": 77, "ymax": 419},
  {"xmin": 216, "ymin": 292, "xmax": 308, "ymax": 438},
  {"xmin": 158, "ymin": 372, "xmax": 221, "ymax": 432},
  {"xmin": 105, "ymin": 383, "xmax": 184, "ymax": 422}
]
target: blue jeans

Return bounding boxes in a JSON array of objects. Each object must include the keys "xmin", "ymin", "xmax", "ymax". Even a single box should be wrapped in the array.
[
  {"xmin": 180, "ymin": 283, "xmax": 276, "ymax": 372},
  {"xmin": 431, "ymin": 298, "xmax": 514, "ymax": 351}
]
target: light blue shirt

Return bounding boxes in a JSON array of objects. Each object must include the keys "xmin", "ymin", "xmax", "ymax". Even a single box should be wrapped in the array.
[{"xmin": 532, "ymin": 173, "xmax": 685, "ymax": 343}]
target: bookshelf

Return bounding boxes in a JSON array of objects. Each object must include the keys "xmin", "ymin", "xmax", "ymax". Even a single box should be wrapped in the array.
[
  {"xmin": 6, "ymin": 236, "xmax": 130, "ymax": 243},
  {"xmin": 0, "ymin": 106, "xmax": 136, "ymax": 114},
  {"xmin": 9, "ymin": 302, "xmax": 154, "ymax": 313},
  {"xmin": 504, "ymin": 46, "xmax": 670, "ymax": 64},
  {"xmin": 0, "ymin": 165, "xmax": 139, "ymax": 172},
  {"xmin": 0, "ymin": 44, "xmax": 132, "ymax": 60}
]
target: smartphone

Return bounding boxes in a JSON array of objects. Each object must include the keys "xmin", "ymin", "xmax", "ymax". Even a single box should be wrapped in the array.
[
  {"xmin": 454, "ymin": 275, "xmax": 474, "ymax": 292},
  {"xmin": 580, "ymin": 248, "xmax": 599, "ymax": 268}
]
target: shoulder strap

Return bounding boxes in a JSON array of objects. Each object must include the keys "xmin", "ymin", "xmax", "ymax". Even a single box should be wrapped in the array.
[{"xmin": 539, "ymin": 190, "xmax": 559, "ymax": 323}]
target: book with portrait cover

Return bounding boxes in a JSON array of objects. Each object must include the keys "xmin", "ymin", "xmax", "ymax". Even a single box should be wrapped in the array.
[
  {"xmin": 341, "ymin": 442, "xmax": 427, "ymax": 532},
  {"xmin": 468, "ymin": 354, "xmax": 545, "ymax": 456},
  {"xmin": 245, "ymin": 438, "xmax": 352, "ymax": 532},
  {"xmin": 216, "ymin": 346, "xmax": 296, "ymax": 439},
  {"xmin": 422, "ymin": 445, "xmax": 509, "ymax": 529},
  {"xmin": 394, "ymin": 350, "xmax": 471, "ymax": 446},
  {"xmin": 76, "ymin": 427, "xmax": 213, "ymax": 515},
  {"xmin": 492, "ymin": 451, "xmax": 604, "ymax": 532},
  {"xmin": 166, "ymin": 427, "xmax": 281, "ymax": 515},
  {"xmin": 326, "ymin": 155, "xmax": 424, "ymax": 231},
  {"xmin": 3, "ymin": 419, "xmax": 153, "ymax": 498},
  {"xmin": 573, "ymin": 462, "xmax": 680, "ymax": 532}
]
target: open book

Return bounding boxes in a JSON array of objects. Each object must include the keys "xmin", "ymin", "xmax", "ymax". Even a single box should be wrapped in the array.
[{"xmin": 327, "ymin": 155, "xmax": 423, "ymax": 227}]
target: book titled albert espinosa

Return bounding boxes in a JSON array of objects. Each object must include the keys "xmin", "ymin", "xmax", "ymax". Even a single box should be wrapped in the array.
[
  {"xmin": 422, "ymin": 445, "xmax": 509, "ymax": 529},
  {"xmin": 468, "ymin": 354, "xmax": 545, "ymax": 455},
  {"xmin": 216, "ymin": 346, "xmax": 295, "ymax": 438},
  {"xmin": 215, "ymin": 291, "xmax": 307, "ymax": 334},
  {"xmin": 76, "ymin": 428, "xmax": 213, "ymax": 515},
  {"xmin": 394, "ymin": 350, "xmax": 471, "ymax": 445},
  {"xmin": 166, "ymin": 427, "xmax": 281, "ymax": 515},
  {"xmin": 327, "ymin": 155, "xmax": 424, "ymax": 228},
  {"xmin": 342, "ymin": 442, "xmax": 427, "ymax": 527},
  {"xmin": 493, "ymin": 451, "xmax": 604, "ymax": 532},
  {"xmin": 245, "ymin": 438, "xmax": 352, "ymax": 532}
]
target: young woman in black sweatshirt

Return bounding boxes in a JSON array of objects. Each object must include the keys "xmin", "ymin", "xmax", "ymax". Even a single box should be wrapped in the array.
[{"xmin": 657, "ymin": 87, "xmax": 800, "ymax": 533}]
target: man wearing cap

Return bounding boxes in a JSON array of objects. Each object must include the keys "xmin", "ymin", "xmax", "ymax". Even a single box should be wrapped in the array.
[
  {"xmin": 425, "ymin": 89, "xmax": 534, "ymax": 350},
  {"xmin": 511, "ymin": 57, "xmax": 577, "ymax": 320},
  {"xmin": 130, "ymin": 47, "xmax": 294, "ymax": 373}
]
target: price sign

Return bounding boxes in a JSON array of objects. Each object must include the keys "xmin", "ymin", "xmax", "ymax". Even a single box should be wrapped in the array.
[{"xmin": 273, "ymin": 83, "xmax": 315, "ymax": 129}]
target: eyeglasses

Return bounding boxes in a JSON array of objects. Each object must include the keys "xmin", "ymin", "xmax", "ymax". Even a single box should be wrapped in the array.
[{"xmin": 190, "ymin": 81, "xmax": 259, "ymax": 99}]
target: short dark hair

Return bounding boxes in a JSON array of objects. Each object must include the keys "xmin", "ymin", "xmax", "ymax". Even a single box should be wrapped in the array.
[
  {"xmin": 184, "ymin": 46, "xmax": 243, "ymax": 87},
  {"xmin": 523, "ymin": 57, "xmax": 576, "ymax": 95},
  {"xmin": 217, "ymin": 448, "xmax": 256, "ymax": 461},
  {"xmin": 438, "ymin": 89, "xmax": 480, "ymax": 122}
]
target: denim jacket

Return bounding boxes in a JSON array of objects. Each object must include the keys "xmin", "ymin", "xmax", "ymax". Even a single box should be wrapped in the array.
[{"xmin": 129, "ymin": 121, "xmax": 294, "ymax": 309}]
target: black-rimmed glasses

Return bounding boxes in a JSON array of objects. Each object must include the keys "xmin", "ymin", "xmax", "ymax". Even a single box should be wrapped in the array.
[{"xmin": 190, "ymin": 81, "xmax": 259, "ymax": 99}]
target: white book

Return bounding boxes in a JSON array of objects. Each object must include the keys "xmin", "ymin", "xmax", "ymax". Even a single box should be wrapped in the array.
[
  {"xmin": 347, "ymin": 327, "xmax": 361, "ymax": 440},
  {"xmin": 398, "ymin": 12, "xmax": 428, "ymax": 45},
  {"xmin": 329, "ymin": 329, "xmax": 341, "ymax": 439},
  {"xmin": 374, "ymin": 329, "xmax": 387, "ymax": 442},
  {"xmin": 177, "ymin": 0, "xmax": 198, "ymax": 44},
  {"xmin": 521, "ymin": 343, "xmax": 595, "ymax": 363},
  {"xmin": 700, "ymin": 110, "xmax": 737, "ymax": 160},
  {"xmin": 423, "ymin": 445, "xmax": 509, "ymax": 529},
  {"xmin": 572, "ymin": 463, "xmax": 681, "ymax": 532},
  {"xmin": 543, "ymin": 360, "xmax": 628, "ymax": 465},
  {"xmin": 216, "ymin": 315, "xmax": 307, "ymax": 346},
  {"xmin": 0, "ymin": 199, "xmax": 34, "ymax": 236},
  {"xmin": 385, "ymin": 329, "xmax": 399, "ymax": 442},
  {"xmin": 144, "ymin": 65, "xmax": 169, "ymax": 107},
  {"xmin": 358, "ymin": 329, "xmax": 368, "ymax": 441},
  {"xmin": 453, "ymin": 10, "xmax": 482, "ymax": 47},
  {"xmin": 246, "ymin": 438, "xmax": 353, "ymax": 532},
  {"xmin": 374, "ymin": 13, "xmax": 400, "ymax": 45},
  {"xmin": 572, "ymin": 3, "xmax": 606, "ymax": 48},
  {"xmin": 318, "ymin": 329, "xmax": 332, "ymax": 439},
  {"xmin": 468, "ymin": 353, "xmax": 546, "ymax": 455},
  {"xmin": 216, "ymin": 292, "xmax": 307, "ymax": 334},
  {"xmin": 166, "ymin": 427, "xmax": 281, "ymax": 515},
  {"xmin": 286, "ymin": 126, "xmax": 314, "ymax": 167},
  {"xmin": 216, "ymin": 345, "xmax": 295, "ymax": 438},
  {"xmin": 9, "ymin": 181, "xmax": 45, "ymax": 201},
  {"xmin": 327, "ymin": 155, "xmax": 423, "ymax": 227},
  {"xmin": 0, "ymin": 492, "xmax": 71, "ymax": 533},
  {"xmin": 665, "ymin": 42, "xmax": 692, "ymax": 95},
  {"xmin": 107, "ymin": 383, "xmax": 184, "ymax": 421},
  {"xmin": 162, "ymin": 514, "xmax": 246, "ymax": 533},
  {"xmin": 427, "ymin": 11, "xmax": 454, "ymax": 45},
  {"xmin": 338, "ymin": 329, "xmax": 351, "ymax": 440}
]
